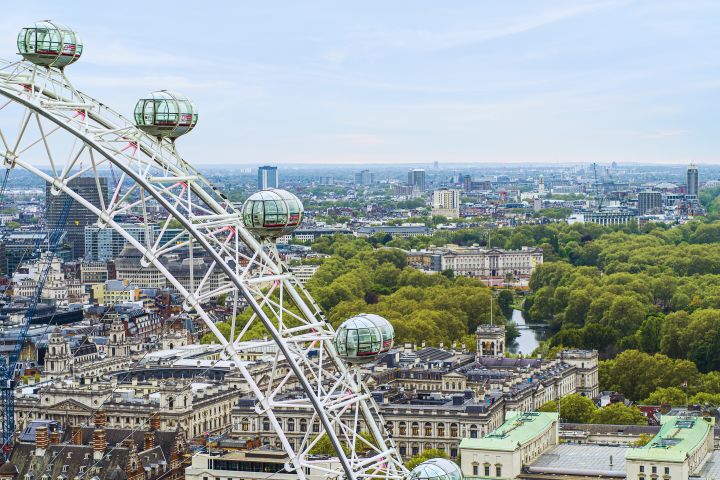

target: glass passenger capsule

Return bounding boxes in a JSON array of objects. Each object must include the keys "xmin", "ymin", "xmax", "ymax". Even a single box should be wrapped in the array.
[
  {"xmin": 134, "ymin": 91, "xmax": 198, "ymax": 139},
  {"xmin": 241, "ymin": 189, "xmax": 304, "ymax": 239},
  {"xmin": 409, "ymin": 459, "xmax": 463, "ymax": 480},
  {"xmin": 17, "ymin": 21, "xmax": 83, "ymax": 68},
  {"xmin": 334, "ymin": 314, "xmax": 394, "ymax": 364}
]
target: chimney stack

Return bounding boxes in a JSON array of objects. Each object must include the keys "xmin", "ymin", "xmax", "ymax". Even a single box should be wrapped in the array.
[
  {"xmin": 93, "ymin": 429, "xmax": 106, "ymax": 460},
  {"xmin": 72, "ymin": 425, "xmax": 82, "ymax": 445},
  {"xmin": 150, "ymin": 413, "xmax": 161, "ymax": 431},
  {"xmin": 50, "ymin": 431, "xmax": 61, "ymax": 444},
  {"xmin": 144, "ymin": 431, "xmax": 155, "ymax": 451},
  {"xmin": 94, "ymin": 410, "xmax": 106, "ymax": 428},
  {"xmin": 35, "ymin": 425, "xmax": 49, "ymax": 454}
]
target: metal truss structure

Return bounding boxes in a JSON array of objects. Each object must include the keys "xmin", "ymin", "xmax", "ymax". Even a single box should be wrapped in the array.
[{"xmin": 0, "ymin": 57, "xmax": 406, "ymax": 479}]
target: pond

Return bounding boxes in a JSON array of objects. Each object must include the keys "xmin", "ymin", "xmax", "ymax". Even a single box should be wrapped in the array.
[{"xmin": 509, "ymin": 309, "xmax": 548, "ymax": 355}]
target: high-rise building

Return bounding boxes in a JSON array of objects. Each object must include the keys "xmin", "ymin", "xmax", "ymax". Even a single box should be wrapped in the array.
[
  {"xmin": 407, "ymin": 169, "xmax": 426, "ymax": 192},
  {"xmin": 638, "ymin": 191, "xmax": 663, "ymax": 215},
  {"xmin": 85, "ymin": 223, "xmax": 153, "ymax": 261},
  {"xmin": 354, "ymin": 169, "xmax": 375, "ymax": 186},
  {"xmin": 687, "ymin": 163, "xmax": 699, "ymax": 197},
  {"xmin": 432, "ymin": 188, "xmax": 461, "ymax": 218},
  {"xmin": 46, "ymin": 177, "xmax": 108, "ymax": 259},
  {"xmin": 258, "ymin": 165, "xmax": 278, "ymax": 190}
]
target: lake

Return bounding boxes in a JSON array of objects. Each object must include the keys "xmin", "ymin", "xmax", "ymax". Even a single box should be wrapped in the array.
[{"xmin": 509, "ymin": 309, "xmax": 548, "ymax": 355}]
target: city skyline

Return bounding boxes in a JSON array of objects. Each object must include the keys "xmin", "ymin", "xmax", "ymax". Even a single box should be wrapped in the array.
[{"xmin": 0, "ymin": 1, "xmax": 718, "ymax": 165}]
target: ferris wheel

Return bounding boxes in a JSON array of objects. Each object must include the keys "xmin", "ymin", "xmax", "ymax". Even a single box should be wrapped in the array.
[{"xmin": 0, "ymin": 20, "xmax": 458, "ymax": 480}]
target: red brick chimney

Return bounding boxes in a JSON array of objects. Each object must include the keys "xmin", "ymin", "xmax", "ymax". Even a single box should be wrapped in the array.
[
  {"xmin": 149, "ymin": 413, "xmax": 160, "ymax": 431},
  {"xmin": 93, "ymin": 429, "xmax": 106, "ymax": 460},
  {"xmin": 144, "ymin": 431, "xmax": 154, "ymax": 451},
  {"xmin": 35, "ymin": 426, "xmax": 49, "ymax": 450},
  {"xmin": 71, "ymin": 425, "xmax": 82, "ymax": 445},
  {"xmin": 49, "ymin": 431, "xmax": 61, "ymax": 444},
  {"xmin": 94, "ymin": 410, "xmax": 106, "ymax": 428}
]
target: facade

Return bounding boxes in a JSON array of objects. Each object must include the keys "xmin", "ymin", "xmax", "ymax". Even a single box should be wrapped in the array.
[
  {"xmin": 230, "ymin": 338, "xmax": 597, "ymax": 460},
  {"xmin": 258, "ymin": 165, "xmax": 278, "ymax": 190},
  {"xmin": 626, "ymin": 415, "xmax": 715, "ymax": 480},
  {"xmin": 85, "ymin": 223, "xmax": 152, "ymax": 261},
  {"xmin": 46, "ymin": 176, "xmax": 108, "ymax": 259},
  {"xmin": 91, "ymin": 279, "xmax": 141, "ymax": 305},
  {"xmin": 186, "ymin": 448, "xmax": 338, "ymax": 480},
  {"xmin": 407, "ymin": 245, "xmax": 543, "ymax": 280},
  {"xmin": 354, "ymin": 169, "xmax": 375, "ymax": 185},
  {"xmin": 637, "ymin": 191, "xmax": 663, "ymax": 215},
  {"xmin": 570, "ymin": 211, "xmax": 637, "ymax": 226},
  {"xmin": 687, "ymin": 164, "xmax": 699, "ymax": 196},
  {"xmin": 288, "ymin": 264, "xmax": 319, "ymax": 285},
  {"xmin": 408, "ymin": 169, "xmax": 426, "ymax": 192},
  {"xmin": 432, "ymin": 188, "xmax": 461, "ymax": 218},
  {"xmin": 355, "ymin": 224, "xmax": 431, "ymax": 238},
  {"xmin": 11, "ymin": 254, "xmax": 77, "ymax": 304},
  {"xmin": 459, "ymin": 411, "xmax": 559, "ymax": 479}
]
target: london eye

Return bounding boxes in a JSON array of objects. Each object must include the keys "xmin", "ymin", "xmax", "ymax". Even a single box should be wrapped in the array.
[{"xmin": 0, "ymin": 20, "xmax": 426, "ymax": 480}]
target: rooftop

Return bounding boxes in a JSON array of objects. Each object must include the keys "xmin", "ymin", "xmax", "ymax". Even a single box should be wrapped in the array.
[
  {"xmin": 529, "ymin": 444, "xmax": 626, "ymax": 477},
  {"xmin": 459, "ymin": 411, "xmax": 557, "ymax": 452},
  {"xmin": 625, "ymin": 415, "xmax": 714, "ymax": 463}
]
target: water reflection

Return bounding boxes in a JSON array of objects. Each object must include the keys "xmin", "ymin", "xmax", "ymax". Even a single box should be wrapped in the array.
[{"xmin": 509, "ymin": 309, "xmax": 547, "ymax": 355}]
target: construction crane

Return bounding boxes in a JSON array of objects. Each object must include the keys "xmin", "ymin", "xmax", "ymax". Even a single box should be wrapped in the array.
[{"xmin": 0, "ymin": 195, "xmax": 73, "ymax": 457}]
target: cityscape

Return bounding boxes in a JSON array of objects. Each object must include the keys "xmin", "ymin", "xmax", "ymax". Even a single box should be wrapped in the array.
[{"xmin": 1, "ymin": 3, "xmax": 720, "ymax": 480}]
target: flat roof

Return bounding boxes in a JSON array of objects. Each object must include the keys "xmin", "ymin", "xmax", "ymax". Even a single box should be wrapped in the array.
[
  {"xmin": 695, "ymin": 449, "xmax": 720, "ymax": 479},
  {"xmin": 459, "ymin": 411, "xmax": 557, "ymax": 452},
  {"xmin": 530, "ymin": 444, "xmax": 626, "ymax": 476},
  {"xmin": 625, "ymin": 415, "xmax": 714, "ymax": 463}
]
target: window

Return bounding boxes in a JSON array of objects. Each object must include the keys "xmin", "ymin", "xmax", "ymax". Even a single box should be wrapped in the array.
[
  {"xmin": 424, "ymin": 422, "xmax": 432, "ymax": 436},
  {"xmin": 640, "ymin": 466, "xmax": 645, "ymax": 473},
  {"xmin": 288, "ymin": 419, "xmax": 295, "ymax": 432},
  {"xmin": 664, "ymin": 467, "xmax": 669, "ymax": 475},
  {"xmin": 496, "ymin": 465, "xmax": 502, "ymax": 477},
  {"xmin": 412, "ymin": 422, "xmax": 419, "ymax": 436},
  {"xmin": 652, "ymin": 466, "xmax": 657, "ymax": 474},
  {"xmin": 472, "ymin": 465, "xmax": 478, "ymax": 476},
  {"xmin": 263, "ymin": 418, "xmax": 270, "ymax": 431},
  {"xmin": 484, "ymin": 464, "xmax": 490, "ymax": 476}
]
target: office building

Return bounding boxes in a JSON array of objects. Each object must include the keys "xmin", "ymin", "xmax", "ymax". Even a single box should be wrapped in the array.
[
  {"xmin": 354, "ymin": 169, "xmax": 375, "ymax": 186},
  {"xmin": 45, "ymin": 176, "xmax": 108, "ymax": 259},
  {"xmin": 432, "ymin": 188, "xmax": 461, "ymax": 218},
  {"xmin": 258, "ymin": 165, "xmax": 278, "ymax": 190},
  {"xmin": 85, "ymin": 223, "xmax": 153, "ymax": 261},
  {"xmin": 637, "ymin": 191, "xmax": 663, "ymax": 215},
  {"xmin": 186, "ymin": 448, "xmax": 338, "ymax": 480},
  {"xmin": 687, "ymin": 163, "xmax": 699, "ymax": 197},
  {"xmin": 408, "ymin": 169, "xmax": 426, "ymax": 192}
]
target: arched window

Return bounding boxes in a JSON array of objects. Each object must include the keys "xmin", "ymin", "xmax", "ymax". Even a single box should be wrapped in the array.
[
  {"xmin": 300, "ymin": 419, "xmax": 307, "ymax": 432},
  {"xmin": 437, "ymin": 423, "xmax": 445, "ymax": 437},
  {"xmin": 411, "ymin": 422, "xmax": 419, "ymax": 436},
  {"xmin": 241, "ymin": 420, "xmax": 249, "ymax": 432},
  {"xmin": 424, "ymin": 422, "xmax": 432, "ymax": 436},
  {"xmin": 450, "ymin": 423, "xmax": 458, "ymax": 437},
  {"xmin": 288, "ymin": 418, "xmax": 295, "ymax": 432},
  {"xmin": 399, "ymin": 422, "xmax": 407, "ymax": 436},
  {"xmin": 262, "ymin": 418, "xmax": 270, "ymax": 431},
  {"xmin": 470, "ymin": 424, "xmax": 478, "ymax": 439}
]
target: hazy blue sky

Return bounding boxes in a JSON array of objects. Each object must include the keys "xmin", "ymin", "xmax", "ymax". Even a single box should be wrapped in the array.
[{"xmin": 1, "ymin": 1, "xmax": 718, "ymax": 165}]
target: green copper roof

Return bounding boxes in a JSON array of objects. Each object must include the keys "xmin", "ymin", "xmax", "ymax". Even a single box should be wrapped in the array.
[
  {"xmin": 626, "ymin": 416, "xmax": 714, "ymax": 463},
  {"xmin": 459, "ymin": 411, "xmax": 558, "ymax": 452}
]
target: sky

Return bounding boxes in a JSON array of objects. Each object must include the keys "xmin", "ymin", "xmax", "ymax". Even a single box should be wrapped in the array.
[{"xmin": 0, "ymin": 1, "xmax": 718, "ymax": 166}]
